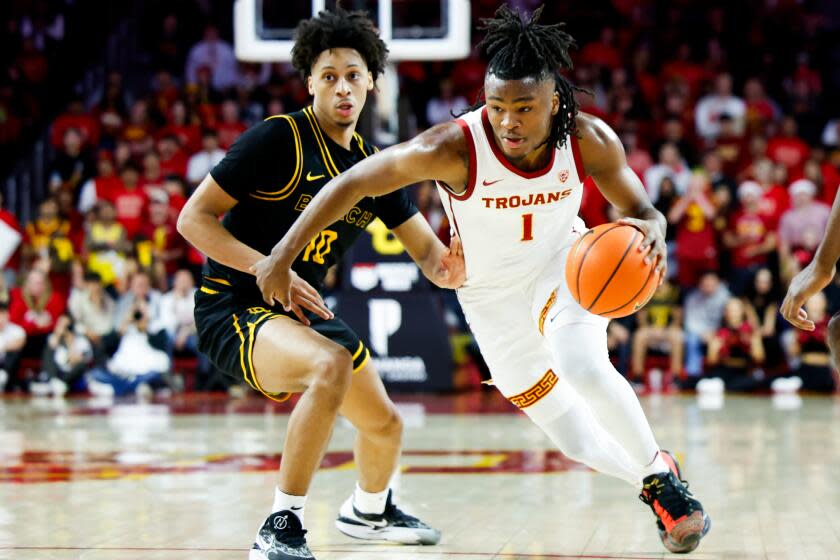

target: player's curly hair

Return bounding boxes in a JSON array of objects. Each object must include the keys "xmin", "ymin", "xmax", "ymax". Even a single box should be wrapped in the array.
[
  {"xmin": 291, "ymin": 6, "xmax": 388, "ymax": 81},
  {"xmin": 468, "ymin": 5, "xmax": 588, "ymax": 149}
]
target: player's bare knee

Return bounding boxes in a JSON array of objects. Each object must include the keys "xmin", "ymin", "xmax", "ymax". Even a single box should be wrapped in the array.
[{"xmin": 309, "ymin": 347, "xmax": 353, "ymax": 407}]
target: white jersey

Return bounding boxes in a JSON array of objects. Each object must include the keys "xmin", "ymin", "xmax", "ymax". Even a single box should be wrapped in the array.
[{"xmin": 436, "ymin": 106, "xmax": 586, "ymax": 303}]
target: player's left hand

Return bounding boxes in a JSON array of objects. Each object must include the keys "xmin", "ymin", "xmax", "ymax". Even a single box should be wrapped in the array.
[
  {"xmin": 433, "ymin": 234, "xmax": 466, "ymax": 289},
  {"xmin": 618, "ymin": 217, "xmax": 667, "ymax": 279},
  {"xmin": 250, "ymin": 255, "xmax": 334, "ymax": 325},
  {"xmin": 781, "ymin": 259, "xmax": 835, "ymax": 331}
]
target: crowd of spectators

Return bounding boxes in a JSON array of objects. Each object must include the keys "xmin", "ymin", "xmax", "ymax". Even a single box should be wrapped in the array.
[{"xmin": 2, "ymin": 0, "xmax": 840, "ymax": 396}]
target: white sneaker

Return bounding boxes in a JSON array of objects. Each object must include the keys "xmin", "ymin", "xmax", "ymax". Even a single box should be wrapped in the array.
[
  {"xmin": 335, "ymin": 490, "xmax": 441, "ymax": 545},
  {"xmin": 87, "ymin": 378, "xmax": 115, "ymax": 398},
  {"xmin": 771, "ymin": 376, "xmax": 803, "ymax": 393},
  {"xmin": 50, "ymin": 377, "xmax": 68, "ymax": 397},
  {"xmin": 696, "ymin": 377, "xmax": 724, "ymax": 394},
  {"xmin": 29, "ymin": 378, "xmax": 52, "ymax": 397}
]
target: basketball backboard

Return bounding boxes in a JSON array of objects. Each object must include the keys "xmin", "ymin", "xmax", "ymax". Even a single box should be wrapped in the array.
[{"xmin": 234, "ymin": 0, "xmax": 471, "ymax": 62}]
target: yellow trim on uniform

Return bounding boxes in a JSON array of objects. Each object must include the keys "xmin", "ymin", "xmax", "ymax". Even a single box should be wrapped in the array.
[
  {"xmin": 245, "ymin": 311, "xmax": 292, "ymax": 403},
  {"xmin": 304, "ymin": 107, "xmax": 340, "ymax": 177},
  {"xmin": 199, "ymin": 286, "xmax": 219, "ymax": 295},
  {"xmin": 353, "ymin": 132, "xmax": 369, "ymax": 157},
  {"xmin": 251, "ymin": 115, "xmax": 303, "ymax": 200},
  {"xmin": 204, "ymin": 276, "xmax": 231, "ymax": 286},
  {"xmin": 353, "ymin": 348, "xmax": 371, "ymax": 373},
  {"xmin": 351, "ymin": 340, "xmax": 365, "ymax": 361},
  {"xmin": 232, "ymin": 314, "xmax": 251, "ymax": 387}
]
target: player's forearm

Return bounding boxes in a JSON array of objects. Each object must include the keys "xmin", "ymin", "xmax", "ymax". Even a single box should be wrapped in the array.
[
  {"xmin": 813, "ymin": 193, "xmax": 840, "ymax": 271},
  {"xmin": 633, "ymin": 205, "xmax": 667, "ymax": 236},
  {"xmin": 177, "ymin": 210, "xmax": 264, "ymax": 275}
]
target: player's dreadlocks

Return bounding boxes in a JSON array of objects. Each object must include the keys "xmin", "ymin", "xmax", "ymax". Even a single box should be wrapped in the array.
[
  {"xmin": 292, "ymin": 5, "xmax": 388, "ymax": 81},
  {"xmin": 471, "ymin": 4, "xmax": 587, "ymax": 149}
]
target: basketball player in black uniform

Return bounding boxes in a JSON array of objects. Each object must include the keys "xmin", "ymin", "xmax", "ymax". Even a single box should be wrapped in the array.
[{"xmin": 177, "ymin": 9, "xmax": 462, "ymax": 560}]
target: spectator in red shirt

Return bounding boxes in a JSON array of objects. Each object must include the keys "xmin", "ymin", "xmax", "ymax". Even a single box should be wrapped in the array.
[
  {"xmin": 157, "ymin": 134, "xmax": 188, "ymax": 178},
  {"xmin": 50, "ymin": 97, "xmax": 99, "ymax": 150},
  {"xmin": 579, "ymin": 26, "xmax": 622, "ymax": 70},
  {"xmin": 723, "ymin": 181, "xmax": 777, "ymax": 295},
  {"xmin": 78, "ymin": 150, "xmax": 123, "ymax": 214},
  {"xmin": 140, "ymin": 151, "xmax": 166, "ymax": 201},
  {"xmin": 752, "ymin": 158, "xmax": 789, "ymax": 230},
  {"xmin": 158, "ymin": 99, "xmax": 201, "ymax": 154},
  {"xmin": 111, "ymin": 162, "xmax": 148, "ymax": 239},
  {"xmin": 122, "ymin": 99, "xmax": 154, "ymax": 158},
  {"xmin": 668, "ymin": 173, "xmax": 720, "ymax": 288},
  {"xmin": 216, "ymin": 99, "xmax": 247, "ymax": 150},
  {"xmin": 9, "ymin": 267, "xmax": 66, "ymax": 358},
  {"xmin": 743, "ymin": 78, "xmax": 780, "ymax": 135},
  {"xmin": 701, "ymin": 297, "xmax": 765, "ymax": 392},
  {"xmin": 767, "ymin": 116, "xmax": 810, "ymax": 179},
  {"xmin": 136, "ymin": 191, "xmax": 185, "ymax": 280},
  {"xmin": 661, "ymin": 42, "xmax": 709, "ymax": 99},
  {"xmin": 712, "ymin": 114, "xmax": 749, "ymax": 178}
]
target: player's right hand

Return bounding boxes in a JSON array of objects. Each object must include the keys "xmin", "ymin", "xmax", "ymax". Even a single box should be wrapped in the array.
[
  {"xmin": 781, "ymin": 259, "xmax": 835, "ymax": 331},
  {"xmin": 250, "ymin": 256, "xmax": 334, "ymax": 325}
]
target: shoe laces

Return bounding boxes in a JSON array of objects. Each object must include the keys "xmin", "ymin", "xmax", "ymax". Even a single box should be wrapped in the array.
[{"xmin": 638, "ymin": 472, "xmax": 695, "ymax": 516}]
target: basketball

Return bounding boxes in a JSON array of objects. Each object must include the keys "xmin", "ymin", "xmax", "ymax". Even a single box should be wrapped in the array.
[{"xmin": 565, "ymin": 223, "xmax": 661, "ymax": 319}]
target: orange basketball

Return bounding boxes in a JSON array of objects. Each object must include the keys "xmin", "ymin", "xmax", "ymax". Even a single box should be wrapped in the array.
[{"xmin": 565, "ymin": 223, "xmax": 662, "ymax": 319}]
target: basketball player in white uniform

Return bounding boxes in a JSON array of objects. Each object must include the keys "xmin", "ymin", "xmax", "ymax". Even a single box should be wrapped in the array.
[{"xmin": 253, "ymin": 6, "xmax": 710, "ymax": 553}]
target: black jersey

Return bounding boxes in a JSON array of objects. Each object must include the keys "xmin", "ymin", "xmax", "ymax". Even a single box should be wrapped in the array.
[{"xmin": 206, "ymin": 106, "xmax": 417, "ymax": 299}]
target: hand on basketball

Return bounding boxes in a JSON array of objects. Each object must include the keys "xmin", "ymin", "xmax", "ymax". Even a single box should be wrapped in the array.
[
  {"xmin": 618, "ymin": 217, "xmax": 667, "ymax": 279},
  {"xmin": 433, "ymin": 234, "xmax": 466, "ymax": 289},
  {"xmin": 781, "ymin": 259, "xmax": 835, "ymax": 331},
  {"xmin": 250, "ymin": 255, "xmax": 334, "ymax": 326}
]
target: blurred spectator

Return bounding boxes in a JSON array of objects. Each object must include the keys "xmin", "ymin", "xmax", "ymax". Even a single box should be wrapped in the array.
[
  {"xmin": 695, "ymin": 73, "xmax": 746, "ymax": 142},
  {"xmin": 50, "ymin": 97, "xmax": 98, "ymax": 150},
  {"xmin": 682, "ymin": 271, "xmax": 731, "ymax": 384},
  {"xmin": 77, "ymin": 150, "xmax": 123, "ymax": 214},
  {"xmin": 668, "ymin": 173, "xmax": 720, "ymax": 288},
  {"xmin": 216, "ymin": 99, "xmax": 247, "ymax": 149},
  {"xmin": 88, "ymin": 297, "xmax": 171, "ymax": 398},
  {"xmin": 22, "ymin": 198, "xmax": 74, "ymax": 295},
  {"xmin": 94, "ymin": 71, "xmax": 128, "ymax": 149},
  {"xmin": 185, "ymin": 24, "xmax": 238, "ymax": 91},
  {"xmin": 712, "ymin": 114, "xmax": 748, "ymax": 178},
  {"xmin": 186, "ymin": 129, "xmax": 225, "ymax": 186},
  {"xmin": 68, "ymin": 271, "xmax": 115, "ymax": 354},
  {"xmin": 643, "ymin": 143, "xmax": 691, "ymax": 203},
  {"xmin": 701, "ymin": 298, "xmax": 765, "ymax": 392},
  {"xmin": 619, "ymin": 125, "xmax": 653, "ymax": 179},
  {"xmin": 821, "ymin": 118, "xmax": 839, "ymax": 148},
  {"xmin": 112, "ymin": 271, "xmax": 166, "ymax": 336},
  {"xmin": 29, "ymin": 313, "xmax": 92, "ymax": 397},
  {"xmin": 159, "ymin": 99, "xmax": 201, "ymax": 154},
  {"xmin": 784, "ymin": 292, "xmax": 836, "ymax": 393},
  {"xmin": 579, "ymin": 27, "xmax": 622, "ymax": 70},
  {"xmin": 426, "ymin": 80, "xmax": 468, "ymax": 126},
  {"xmin": 767, "ymin": 116, "xmax": 811, "ymax": 179},
  {"xmin": 723, "ymin": 181, "xmax": 776, "ymax": 295},
  {"xmin": 140, "ymin": 151, "xmax": 166, "ymax": 201},
  {"xmin": 136, "ymin": 192, "xmax": 184, "ymax": 286},
  {"xmin": 652, "ymin": 117, "xmax": 696, "ymax": 168},
  {"xmin": 122, "ymin": 99, "xmax": 155, "ymax": 157},
  {"xmin": 157, "ymin": 134, "xmax": 188, "ymax": 178},
  {"xmin": 778, "ymin": 179, "xmax": 830, "ymax": 283},
  {"xmin": 0, "ymin": 301, "xmax": 26, "ymax": 392},
  {"xmin": 743, "ymin": 267, "xmax": 784, "ymax": 372},
  {"xmin": 85, "ymin": 200, "xmax": 130, "ymax": 289},
  {"xmin": 111, "ymin": 162, "xmax": 148, "ymax": 239},
  {"xmin": 743, "ymin": 78, "xmax": 780, "ymax": 135},
  {"xmin": 9, "ymin": 268, "xmax": 65, "ymax": 359},
  {"xmin": 631, "ymin": 279, "xmax": 683, "ymax": 382},
  {"xmin": 752, "ymin": 158, "xmax": 789, "ymax": 230},
  {"xmin": 47, "ymin": 127, "xmax": 94, "ymax": 196},
  {"xmin": 152, "ymin": 13, "xmax": 190, "ymax": 75}
]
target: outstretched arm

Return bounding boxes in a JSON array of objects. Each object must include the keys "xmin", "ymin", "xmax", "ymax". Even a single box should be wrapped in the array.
[
  {"xmin": 781, "ymin": 193, "xmax": 840, "ymax": 330},
  {"xmin": 251, "ymin": 122, "xmax": 468, "ymax": 307},
  {"xmin": 576, "ymin": 113, "xmax": 667, "ymax": 277}
]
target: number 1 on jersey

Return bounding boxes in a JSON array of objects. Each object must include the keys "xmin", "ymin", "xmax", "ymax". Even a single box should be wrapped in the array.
[{"xmin": 521, "ymin": 213, "xmax": 534, "ymax": 241}]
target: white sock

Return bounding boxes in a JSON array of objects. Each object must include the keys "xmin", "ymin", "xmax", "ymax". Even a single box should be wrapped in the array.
[
  {"xmin": 641, "ymin": 450, "xmax": 670, "ymax": 479},
  {"xmin": 548, "ymin": 324, "xmax": 663, "ymax": 477},
  {"xmin": 353, "ymin": 482, "xmax": 389, "ymax": 515},
  {"xmin": 272, "ymin": 488, "xmax": 307, "ymax": 525},
  {"xmin": 524, "ymin": 390, "xmax": 642, "ymax": 487}
]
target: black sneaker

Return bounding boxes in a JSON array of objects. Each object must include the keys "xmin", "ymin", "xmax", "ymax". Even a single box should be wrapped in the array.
[
  {"xmin": 335, "ymin": 490, "xmax": 441, "ymax": 545},
  {"xmin": 249, "ymin": 510, "xmax": 314, "ymax": 560},
  {"xmin": 639, "ymin": 461, "xmax": 711, "ymax": 554}
]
